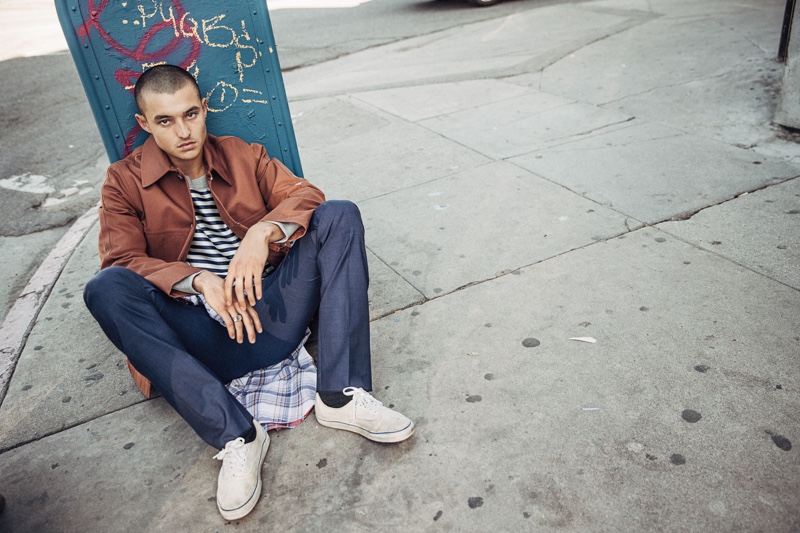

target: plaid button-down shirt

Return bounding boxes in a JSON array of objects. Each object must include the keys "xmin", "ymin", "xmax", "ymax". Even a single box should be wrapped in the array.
[{"xmin": 226, "ymin": 334, "xmax": 316, "ymax": 431}]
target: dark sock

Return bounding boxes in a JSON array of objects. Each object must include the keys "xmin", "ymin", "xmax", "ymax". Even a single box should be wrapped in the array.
[
  {"xmin": 318, "ymin": 391, "xmax": 352, "ymax": 408},
  {"xmin": 238, "ymin": 426, "xmax": 257, "ymax": 443}
]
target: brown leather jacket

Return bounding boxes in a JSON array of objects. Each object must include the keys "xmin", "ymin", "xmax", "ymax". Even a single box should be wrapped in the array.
[{"xmin": 98, "ymin": 134, "xmax": 325, "ymax": 296}]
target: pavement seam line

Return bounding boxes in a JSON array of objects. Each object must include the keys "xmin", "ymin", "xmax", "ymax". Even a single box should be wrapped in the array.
[
  {"xmin": 497, "ymin": 115, "xmax": 638, "ymax": 156},
  {"xmin": 528, "ymin": 128, "xmax": 684, "ymax": 154},
  {"xmin": 664, "ymin": 175, "xmax": 800, "ymax": 223},
  {"xmin": 0, "ymin": 206, "xmax": 98, "ymax": 406},
  {"xmin": 365, "ymin": 244, "xmax": 428, "ymax": 305},
  {"xmin": 396, "ymin": 156, "xmax": 800, "ymax": 297},
  {"xmin": 357, "ymin": 159, "xmax": 498, "ymax": 203},
  {"xmin": 535, "ymin": 11, "xmax": 660, "ymax": 73},
  {"xmin": 406, "ymin": 227, "xmax": 638, "ymax": 305},
  {"xmin": 503, "ymin": 158, "xmax": 650, "ymax": 226},
  {"xmin": 714, "ymin": 19, "xmax": 771, "ymax": 55},
  {"xmin": 654, "ymin": 227, "xmax": 800, "ymax": 294},
  {"xmin": 0, "ymin": 394, "xmax": 150, "ymax": 455},
  {"xmin": 598, "ymin": 66, "xmax": 747, "ymax": 108},
  {"xmin": 348, "ymin": 80, "xmax": 532, "ymax": 124}
]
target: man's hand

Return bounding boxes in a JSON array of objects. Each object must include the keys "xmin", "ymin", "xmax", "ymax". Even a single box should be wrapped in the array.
[
  {"xmin": 193, "ymin": 270, "xmax": 262, "ymax": 344},
  {"xmin": 225, "ymin": 221, "xmax": 284, "ymax": 308}
]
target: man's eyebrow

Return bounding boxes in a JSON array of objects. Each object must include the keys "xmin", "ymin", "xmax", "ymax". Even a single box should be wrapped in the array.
[{"xmin": 152, "ymin": 106, "xmax": 200, "ymax": 121}]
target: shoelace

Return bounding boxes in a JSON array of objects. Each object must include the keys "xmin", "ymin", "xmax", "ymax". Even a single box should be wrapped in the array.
[
  {"xmin": 343, "ymin": 387, "xmax": 383, "ymax": 413},
  {"xmin": 213, "ymin": 437, "xmax": 248, "ymax": 476}
]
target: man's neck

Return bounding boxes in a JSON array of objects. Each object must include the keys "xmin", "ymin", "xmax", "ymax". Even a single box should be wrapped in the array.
[{"xmin": 171, "ymin": 158, "xmax": 206, "ymax": 180}]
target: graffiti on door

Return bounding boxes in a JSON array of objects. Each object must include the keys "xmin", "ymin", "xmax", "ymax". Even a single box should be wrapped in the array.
[{"xmin": 76, "ymin": 0, "xmax": 273, "ymax": 154}]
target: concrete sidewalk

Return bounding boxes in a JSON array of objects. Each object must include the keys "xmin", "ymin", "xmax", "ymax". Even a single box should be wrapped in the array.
[{"xmin": 1, "ymin": 0, "xmax": 799, "ymax": 530}]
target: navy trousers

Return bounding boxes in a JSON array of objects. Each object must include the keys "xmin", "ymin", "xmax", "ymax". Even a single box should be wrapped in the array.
[{"xmin": 84, "ymin": 200, "xmax": 372, "ymax": 448}]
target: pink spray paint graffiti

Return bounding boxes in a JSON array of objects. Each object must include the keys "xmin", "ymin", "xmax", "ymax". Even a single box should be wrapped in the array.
[
  {"xmin": 63, "ymin": 0, "xmax": 276, "ymax": 161},
  {"xmin": 78, "ymin": 0, "xmax": 201, "ymax": 155}
]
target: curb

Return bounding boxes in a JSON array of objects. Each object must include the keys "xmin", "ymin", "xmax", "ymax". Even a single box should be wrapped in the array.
[{"xmin": 0, "ymin": 206, "xmax": 98, "ymax": 405}]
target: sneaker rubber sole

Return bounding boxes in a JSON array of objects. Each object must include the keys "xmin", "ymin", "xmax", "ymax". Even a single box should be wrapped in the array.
[
  {"xmin": 315, "ymin": 416, "xmax": 415, "ymax": 443},
  {"xmin": 218, "ymin": 477, "xmax": 262, "ymax": 521}
]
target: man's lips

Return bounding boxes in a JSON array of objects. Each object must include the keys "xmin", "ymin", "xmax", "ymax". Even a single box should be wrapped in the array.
[{"xmin": 178, "ymin": 141, "xmax": 196, "ymax": 150}]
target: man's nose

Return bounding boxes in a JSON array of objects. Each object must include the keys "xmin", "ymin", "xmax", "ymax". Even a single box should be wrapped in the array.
[{"xmin": 176, "ymin": 120, "xmax": 190, "ymax": 138}]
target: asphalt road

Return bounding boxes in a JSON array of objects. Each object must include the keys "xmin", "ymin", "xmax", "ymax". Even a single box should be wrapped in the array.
[{"xmin": 0, "ymin": 0, "xmax": 560, "ymax": 319}]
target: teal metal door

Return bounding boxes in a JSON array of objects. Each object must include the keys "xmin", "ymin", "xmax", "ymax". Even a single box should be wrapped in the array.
[{"xmin": 55, "ymin": 0, "xmax": 303, "ymax": 176}]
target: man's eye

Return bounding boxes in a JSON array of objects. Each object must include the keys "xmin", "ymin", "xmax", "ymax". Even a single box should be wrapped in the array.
[
  {"xmin": 159, "ymin": 120, "xmax": 170, "ymax": 126},
  {"xmin": 187, "ymin": 112, "xmax": 197, "ymax": 119}
]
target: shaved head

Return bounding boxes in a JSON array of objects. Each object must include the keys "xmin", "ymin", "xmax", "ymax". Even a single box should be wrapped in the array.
[{"xmin": 134, "ymin": 64, "xmax": 201, "ymax": 114}]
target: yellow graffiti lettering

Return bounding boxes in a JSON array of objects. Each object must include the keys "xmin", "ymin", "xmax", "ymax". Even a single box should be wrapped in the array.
[
  {"xmin": 187, "ymin": 60, "xmax": 199, "ymax": 80},
  {"xmin": 241, "ymin": 88, "xmax": 268, "ymax": 105},
  {"xmin": 136, "ymin": 0, "xmax": 159, "ymax": 29},
  {"xmin": 234, "ymin": 22, "xmax": 257, "ymax": 82},
  {"xmin": 238, "ymin": 20, "xmax": 250, "ymax": 41},
  {"xmin": 120, "ymin": 61, "xmax": 167, "ymax": 90},
  {"xmin": 206, "ymin": 81, "xmax": 239, "ymax": 112},
  {"xmin": 202, "ymin": 14, "xmax": 236, "ymax": 48},
  {"xmin": 179, "ymin": 12, "xmax": 201, "ymax": 42},
  {"xmin": 122, "ymin": 6, "xmax": 270, "ymax": 114},
  {"xmin": 235, "ymin": 49, "xmax": 258, "ymax": 82},
  {"xmin": 141, "ymin": 60, "xmax": 167, "ymax": 85},
  {"xmin": 158, "ymin": 3, "xmax": 178, "ymax": 37}
]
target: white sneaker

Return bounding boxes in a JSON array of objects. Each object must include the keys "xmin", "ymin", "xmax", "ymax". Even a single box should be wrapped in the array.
[
  {"xmin": 315, "ymin": 387, "xmax": 415, "ymax": 443},
  {"xmin": 213, "ymin": 420, "xmax": 269, "ymax": 520}
]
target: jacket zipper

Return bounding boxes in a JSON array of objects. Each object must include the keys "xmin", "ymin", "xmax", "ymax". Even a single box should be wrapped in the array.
[{"xmin": 175, "ymin": 169, "xmax": 196, "ymax": 262}]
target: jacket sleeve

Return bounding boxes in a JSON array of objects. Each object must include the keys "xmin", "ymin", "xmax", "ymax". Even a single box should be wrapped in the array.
[
  {"xmin": 252, "ymin": 143, "xmax": 325, "ymax": 241},
  {"xmin": 98, "ymin": 169, "xmax": 201, "ymax": 296}
]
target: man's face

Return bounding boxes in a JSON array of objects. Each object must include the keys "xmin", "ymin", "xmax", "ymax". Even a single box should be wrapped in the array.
[{"xmin": 135, "ymin": 83, "xmax": 208, "ymax": 170}]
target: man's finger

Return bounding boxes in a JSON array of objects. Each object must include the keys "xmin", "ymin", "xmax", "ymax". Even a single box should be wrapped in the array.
[
  {"xmin": 223, "ymin": 277, "xmax": 234, "ymax": 306},
  {"xmin": 255, "ymin": 273, "xmax": 263, "ymax": 301},
  {"xmin": 234, "ymin": 275, "xmax": 247, "ymax": 307},
  {"xmin": 222, "ymin": 311, "xmax": 236, "ymax": 340},
  {"xmin": 231, "ymin": 310, "xmax": 244, "ymax": 343},
  {"xmin": 238, "ymin": 306, "xmax": 258, "ymax": 344},
  {"xmin": 246, "ymin": 305, "xmax": 262, "ymax": 334},
  {"xmin": 246, "ymin": 274, "xmax": 257, "ymax": 306}
]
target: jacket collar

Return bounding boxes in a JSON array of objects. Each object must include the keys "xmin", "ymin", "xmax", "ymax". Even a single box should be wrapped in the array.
[{"xmin": 140, "ymin": 134, "xmax": 233, "ymax": 188}]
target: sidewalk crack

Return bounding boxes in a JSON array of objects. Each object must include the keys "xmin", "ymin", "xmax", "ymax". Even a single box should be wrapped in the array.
[
  {"xmin": 597, "ymin": 58, "xmax": 750, "ymax": 108},
  {"xmin": 538, "ymin": 11, "xmax": 659, "ymax": 73},
  {"xmin": 714, "ymin": 19, "xmax": 771, "ymax": 55},
  {"xmin": 663, "ymin": 176, "xmax": 799, "ymax": 223},
  {"xmin": 364, "ymin": 246, "xmax": 428, "ymax": 317},
  {"xmin": 543, "ymin": 115, "xmax": 636, "ymax": 145}
]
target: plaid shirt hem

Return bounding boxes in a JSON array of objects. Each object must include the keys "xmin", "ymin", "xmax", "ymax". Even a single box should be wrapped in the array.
[{"xmin": 225, "ymin": 332, "xmax": 316, "ymax": 431}]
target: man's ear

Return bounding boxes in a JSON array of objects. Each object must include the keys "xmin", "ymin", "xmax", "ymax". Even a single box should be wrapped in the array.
[
  {"xmin": 202, "ymin": 98, "xmax": 208, "ymax": 119},
  {"xmin": 135, "ymin": 113, "xmax": 151, "ymax": 133}
]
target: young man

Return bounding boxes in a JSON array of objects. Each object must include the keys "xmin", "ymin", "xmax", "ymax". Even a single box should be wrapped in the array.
[{"xmin": 83, "ymin": 65, "xmax": 413, "ymax": 520}]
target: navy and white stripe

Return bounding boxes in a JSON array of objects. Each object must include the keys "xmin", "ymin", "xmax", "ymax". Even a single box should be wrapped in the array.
[{"xmin": 186, "ymin": 179, "xmax": 240, "ymax": 278}]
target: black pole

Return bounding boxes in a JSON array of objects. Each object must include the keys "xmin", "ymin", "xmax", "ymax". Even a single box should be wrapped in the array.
[{"xmin": 779, "ymin": 0, "xmax": 797, "ymax": 62}]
